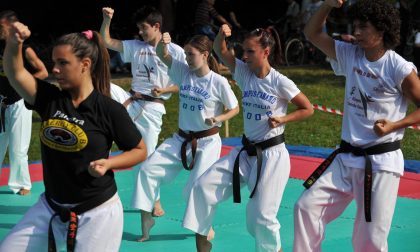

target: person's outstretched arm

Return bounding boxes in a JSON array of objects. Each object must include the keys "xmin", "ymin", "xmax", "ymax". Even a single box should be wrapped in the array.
[
  {"xmin": 3, "ymin": 22, "xmax": 37, "ymax": 105},
  {"xmin": 24, "ymin": 47, "xmax": 48, "ymax": 80},
  {"xmin": 100, "ymin": 7, "xmax": 123, "ymax": 52},
  {"xmin": 156, "ymin": 32, "xmax": 173, "ymax": 68},
  {"xmin": 213, "ymin": 24, "xmax": 235, "ymax": 72},
  {"xmin": 304, "ymin": 0, "xmax": 344, "ymax": 60}
]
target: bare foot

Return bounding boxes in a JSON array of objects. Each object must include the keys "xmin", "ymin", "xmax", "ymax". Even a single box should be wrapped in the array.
[
  {"xmin": 196, "ymin": 233, "xmax": 212, "ymax": 252},
  {"xmin": 17, "ymin": 189, "xmax": 31, "ymax": 196},
  {"xmin": 152, "ymin": 199, "xmax": 165, "ymax": 217},
  {"xmin": 207, "ymin": 226, "xmax": 215, "ymax": 241},
  {"xmin": 137, "ymin": 210, "xmax": 155, "ymax": 242}
]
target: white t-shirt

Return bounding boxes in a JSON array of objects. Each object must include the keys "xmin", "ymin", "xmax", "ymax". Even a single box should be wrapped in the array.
[
  {"xmin": 169, "ymin": 60, "xmax": 238, "ymax": 132},
  {"xmin": 110, "ymin": 83, "xmax": 130, "ymax": 104},
  {"xmin": 332, "ymin": 40, "xmax": 417, "ymax": 174},
  {"xmin": 121, "ymin": 40, "xmax": 185, "ymax": 101},
  {"xmin": 233, "ymin": 59, "xmax": 300, "ymax": 142}
]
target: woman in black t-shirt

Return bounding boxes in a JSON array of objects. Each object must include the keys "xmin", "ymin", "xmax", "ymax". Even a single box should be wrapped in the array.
[{"xmin": 0, "ymin": 22, "xmax": 147, "ymax": 252}]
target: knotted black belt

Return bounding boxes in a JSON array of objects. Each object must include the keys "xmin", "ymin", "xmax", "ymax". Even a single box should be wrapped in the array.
[
  {"xmin": 303, "ymin": 140, "xmax": 401, "ymax": 222},
  {"xmin": 233, "ymin": 134, "xmax": 285, "ymax": 203},
  {"xmin": 46, "ymin": 187, "xmax": 115, "ymax": 252},
  {"xmin": 178, "ymin": 127, "xmax": 220, "ymax": 170},
  {"xmin": 123, "ymin": 89, "xmax": 165, "ymax": 107},
  {"xmin": 0, "ymin": 95, "xmax": 8, "ymax": 133}
]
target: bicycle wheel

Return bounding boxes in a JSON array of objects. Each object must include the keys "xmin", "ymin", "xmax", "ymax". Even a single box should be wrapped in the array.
[{"xmin": 285, "ymin": 38, "xmax": 305, "ymax": 66}]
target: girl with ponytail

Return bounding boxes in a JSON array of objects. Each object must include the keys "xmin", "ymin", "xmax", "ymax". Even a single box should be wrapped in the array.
[
  {"xmin": 183, "ymin": 24, "xmax": 314, "ymax": 252},
  {"xmin": 0, "ymin": 23, "xmax": 146, "ymax": 251},
  {"xmin": 133, "ymin": 32, "xmax": 239, "ymax": 242}
]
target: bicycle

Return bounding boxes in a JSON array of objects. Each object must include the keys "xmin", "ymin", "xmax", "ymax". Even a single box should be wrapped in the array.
[{"xmin": 284, "ymin": 28, "xmax": 325, "ymax": 66}]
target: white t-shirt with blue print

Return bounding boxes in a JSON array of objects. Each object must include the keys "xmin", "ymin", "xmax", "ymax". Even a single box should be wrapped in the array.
[
  {"xmin": 169, "ymin": 59, "xmax": 238, "ymax": 132},
  {"xmin": 233, "ymin": 59, "xmax": 301, "ymax": 142}
]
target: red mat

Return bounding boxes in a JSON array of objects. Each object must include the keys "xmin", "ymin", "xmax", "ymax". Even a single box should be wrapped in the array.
[{"xmin": 1, "ymin": 146, "xmax": 419, "ymax": 199}]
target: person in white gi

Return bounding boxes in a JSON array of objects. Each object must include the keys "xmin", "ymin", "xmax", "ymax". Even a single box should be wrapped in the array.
[
  {"xmin": 294, "ymin": 0, "xmax": 420, "ymax": 251},
  {"xmin": 0, "ymin": 10, "xmax": 48, "ymax": 196},
  {"xmin": 182, "ymin": 24, "xmax": 314, "ymax": 252},
  {"xmin": 133, "ymin": 32, "xmax": 240, "ymax": 242},
  {"xmin": 101, "ymin": 5, "xmax": 186, "ymax": 217}
]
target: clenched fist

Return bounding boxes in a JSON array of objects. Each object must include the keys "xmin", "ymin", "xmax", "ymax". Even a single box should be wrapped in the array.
[
  {"xmin": 102, "ymin": 7, "xmax": 114, "ymax": 20},
  {"xmin": 88, "ymin": 159, "xmax": 111, "ymax": 177},
  {"xmin": 8, "ymin": 22, "xmax": 31, "ymax": 44}
]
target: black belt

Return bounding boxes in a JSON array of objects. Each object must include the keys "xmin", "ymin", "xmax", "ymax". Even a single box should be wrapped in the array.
[
  {"xmin": 46, "ymin": 187, "xmax": 115, "ymax": 252},
  {"xmin": 178, "ymin": 127, "xmax": 220, "ymax": 170},
  {"xmin": 0, "ymin": 95, "xmax": 9, "ymax": 133},
  {"xmin": 233, "ymin": 134, "xmax": 285, "ymax": 203},
  {"xmin": 303, "ymin": 140, "xmax": 401, "ymax": 222},
  {"xmin": 122, "ymin": 89, "xmax": 165, "ymax": 107},
  {"xmin": 0, "ymin": 103, "xmax": 6, "ymax": 133}
]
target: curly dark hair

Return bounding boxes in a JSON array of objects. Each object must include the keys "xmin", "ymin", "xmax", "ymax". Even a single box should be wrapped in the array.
[{"xmin": 347, "ymin": 0, "xmax": 400, "ymax": 49}]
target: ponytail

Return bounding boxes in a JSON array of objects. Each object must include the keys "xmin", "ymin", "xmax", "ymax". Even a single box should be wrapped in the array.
[
  {"xmin": 266, "ymin": 26, "xmax": 284, "ymax": 68},
  {"xmin": 90, "ymin": 31, "xmax": 111, "ymax": 97},
  {"xmin": 54, "ymin": 30, "xmax": 111, "ymax": 97},
  {"xmin": 207, "ymin": 54, "xmax": 220, "ymax": 74}
]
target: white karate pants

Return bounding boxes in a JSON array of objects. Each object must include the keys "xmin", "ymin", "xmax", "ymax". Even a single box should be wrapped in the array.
[
  {"xmin": 293, "ymin": 155, "xmax": 400, "ymax": 252},
  {"xmin": 183, "ymin": 144, "xmax": 290, "ymax": 252},
  {"xmin": 0, "ymin": 193, "xmax": 123, "ymax": 252},
  {"xmin": 0, "ymin": 99, "xmax": 32, "ymax": 193},
  {"xmin": 131, "ymin": 133, "xmax": 221, "ymax": 212}
]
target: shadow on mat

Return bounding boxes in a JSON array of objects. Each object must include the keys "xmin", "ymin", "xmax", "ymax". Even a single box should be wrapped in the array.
[
  {"xmin": 0, "ymin": 191, "xmax": 14, "ymax": 195},
  {"xmin": 123, "ymin": 232, "xmax": 195, "ymax": 241},
  {"xmin": 0, "ymin": 206, "xmax": 30, "ymax": 215},
  {"xmin": 0, "ymin": 223, "xmax": 15, "ymax": 229},
  {"xmin": 123, "ymin": 209, "xmax": 140, "ymax": 213}
]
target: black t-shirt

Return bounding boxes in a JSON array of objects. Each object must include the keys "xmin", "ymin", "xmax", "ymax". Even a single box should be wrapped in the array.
[
  {"xmin": 27, "ymin": 79, "xmax": 142, "ymax": 204},
  {"xmin": 0, "ymin": 45, "xmax": 37, "ymax": 105}
]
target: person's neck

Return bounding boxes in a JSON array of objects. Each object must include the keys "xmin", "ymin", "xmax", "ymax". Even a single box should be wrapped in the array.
[
  {"xmin": 253, "ymin": 63, "xmax": 271, "ymax": 79},
  {"xmin": 194, "ymin": 65, "xmax": 211, "ymax": 77},
  {"xmin": 364, "ymin": 45, "xmax": 387, "ymax": 62},
  {"xmin": 148, "ymin": 33, "xmax": 162, "ymax": 47},
  {"xmin": 70, "ymin": 81, "xmax": 94, "ymax": 108}
]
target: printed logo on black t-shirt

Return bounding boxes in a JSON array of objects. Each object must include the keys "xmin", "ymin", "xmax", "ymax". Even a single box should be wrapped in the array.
[{"xmin": 40, "ymin": 119, "xmax": 88, "ymax": 152}]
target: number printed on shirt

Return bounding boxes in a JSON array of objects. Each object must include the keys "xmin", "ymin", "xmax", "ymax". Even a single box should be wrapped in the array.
[
  {"xmin": 246, "ymin": 112, "xmax": 262, "ymax": 121},
  {"xmin": 182, "ymin": 103, "xmax": 204, "ymax": 111}
]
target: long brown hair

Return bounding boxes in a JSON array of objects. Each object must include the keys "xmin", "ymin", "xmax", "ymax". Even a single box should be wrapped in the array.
[
  {"xmin": 54, "ymin": 31, "xmax": 111, "ymax": 97},
  {"xmin": 186, "ymin": 35, "xmax": 220, "ymax": 74}
]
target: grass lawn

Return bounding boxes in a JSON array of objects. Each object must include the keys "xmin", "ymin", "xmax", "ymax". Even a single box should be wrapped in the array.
[{"xmin": 22, "ymin": 65, "xmax": 419, "ymax": 163}]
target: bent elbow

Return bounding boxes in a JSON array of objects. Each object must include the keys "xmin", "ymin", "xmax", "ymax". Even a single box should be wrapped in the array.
[
  {"xmin": 233, "ymin": 105, "xmax": 240, "ymax": 115},
  {"xmin": 307, "ymin": 106, "xmax": 315, "ymax": 117},
  {"xmin": 303, "ymin": 28, "xmax": 314, "ymax": 42}
]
